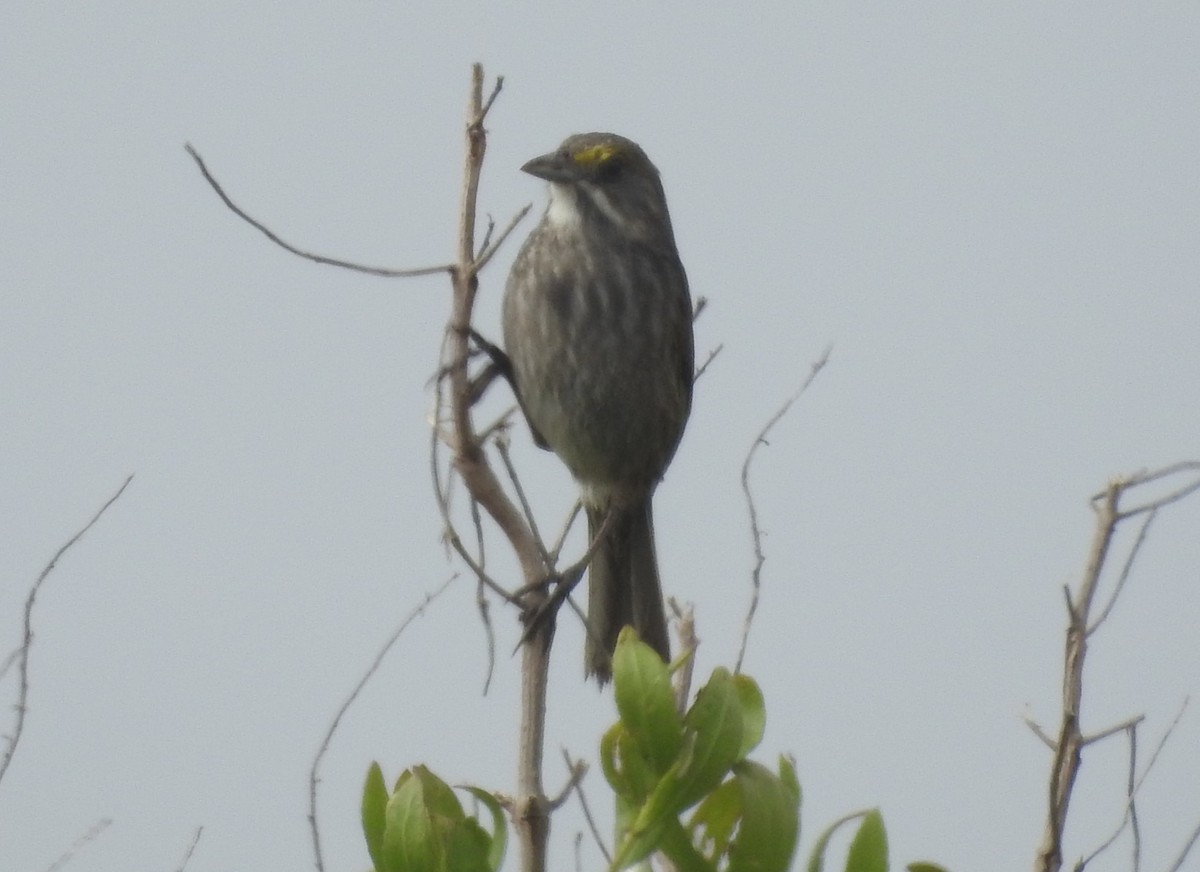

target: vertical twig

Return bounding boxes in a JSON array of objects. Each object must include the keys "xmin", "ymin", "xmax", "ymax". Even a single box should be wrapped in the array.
[
  {"xmin": 735, "ymin": 349, "xmax": 829, "ymax": 674},
  {"xmin": 1034, "ymin": 462, "xmax": 1200, "ymax": 872},
  {"xmin": 1, "ymin": 475, "xmax": 133, "ymax": 788},
  {"xmin": 445, "ymin": 64, "xmax": 551, "ymax": 872}
]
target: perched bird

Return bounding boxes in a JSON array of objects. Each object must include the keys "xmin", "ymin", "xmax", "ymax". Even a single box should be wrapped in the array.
[{"xmin": 502, "ymin": 132, "xmax": 694, "ymax": 682}]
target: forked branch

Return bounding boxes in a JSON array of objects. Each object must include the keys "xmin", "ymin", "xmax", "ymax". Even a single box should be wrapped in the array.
[{"xmin": 1034, "ymin": 461, "xmax": 1200, "ymax": 872}]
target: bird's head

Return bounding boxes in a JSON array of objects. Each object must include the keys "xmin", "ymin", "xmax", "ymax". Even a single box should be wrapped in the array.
[{"xmin": 522, "ymin": 132, "xmax": 674, "ymax": 243}]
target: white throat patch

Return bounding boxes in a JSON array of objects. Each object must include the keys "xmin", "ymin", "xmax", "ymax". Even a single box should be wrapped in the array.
[{"xmin": 546, "ymin": 184, "xmax": 584, "ymax": 230}]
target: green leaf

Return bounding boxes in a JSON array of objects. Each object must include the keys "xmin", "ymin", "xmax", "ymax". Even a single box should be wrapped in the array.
[
  {"xmin": 778, "ymin": 755, "xmax": 801, "ymax": 808},
  {"xmin": 671, "ymin": 668, "xmax": 745, "ymax": 809},
  {"xmin": 362, "ymin": 763, "xmax": 389, "ymax": 872},
  {"xmin": 726, "ymin": 760, "xmax": 800, "ymax": 872},
  {"xmin": 689, "ymin": 778, "xmax": 742, "ymax": 859},
  {"xmin": 732, "ymin": 675, "xmax": 766, "ymax": 759},
  {"xmin": 611, "ymin": 812, "xmax": 671, "ymax": 870},
  {"xmin": 442, "ymin": 816, "xmax": 492, "ymax": 872},
  {"xmin": 906, "ymin": 863, "xmax": 950, "ymax": 872},
  {"xmin": 383, "ymin": 769, "xmax": 436, "ymax": 872},
  {"xmin": 613, "ymin": 668, "xmax": 744, "ymax": 868},
  {"xmin": 613, "ymin": 627, "xmax": 684, "ymax": 774},
  {"xmin": 845, "ymin": 809, "xmax": 887, "ymax": 872},
  {"xmin": 623, "ymin": 727, "xmax": 664, "ymax": 802},
  {"xmin": 654, "ymin": 817, "xmax": 720, "ymax": 872},
  {"xmin": 806, "ymin": 809, "xmax": 870, "ymax": 872},
  {"xmin": 600, "ymin": 724, "xmax": 626, "ymax": 795},
  {"xmin": 461, "ymin": 786, "xmax": 508, "ymax": 872},
  {"xmin": 413, "ymin": 765, "xmax": 466, "ymax": 821}
]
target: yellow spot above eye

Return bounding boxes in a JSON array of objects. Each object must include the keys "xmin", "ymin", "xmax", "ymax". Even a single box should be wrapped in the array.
[{"xmin": 572, "ymin": 144, "xmax": 620, "ymax": 167}]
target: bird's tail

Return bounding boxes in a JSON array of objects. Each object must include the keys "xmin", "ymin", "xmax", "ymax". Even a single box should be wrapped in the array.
[{"xmin": 584, "ymin": 498, "xmax": 670, "ymax": 683}]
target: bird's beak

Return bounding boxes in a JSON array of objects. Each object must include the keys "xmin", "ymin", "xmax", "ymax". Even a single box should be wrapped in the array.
[{"xmin": 521, "ymin": 151, "xmax": 581, "ymax": 184}]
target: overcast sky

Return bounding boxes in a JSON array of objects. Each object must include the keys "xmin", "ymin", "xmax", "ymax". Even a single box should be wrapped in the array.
[{"xmin": 3, "ymin": 3, "xmax": 1198, "ymax": 872}]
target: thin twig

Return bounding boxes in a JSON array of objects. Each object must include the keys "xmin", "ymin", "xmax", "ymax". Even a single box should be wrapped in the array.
[
  {"xmin": 475, "ymin": 204, "xmax": 533, "ymax": 272},
  {"xmin": 693, "ymin": 344, "xmax": 724, "ymax": 383},
  {"xmin": 185, "ymin": 144, "xmax": 451, "ymax": 278},
  {"xmin": 1035, "ymin": 462, "xmax": 1200, "ymax": 872},
  {"xmin": 444, "ymin": 64, "xmax": 552, "ymax": 872},
  {"xmin": 1, "ymin": 475, "xmax": 133, "ymax": 788},
  {"xmin": 1129, "ymin": 697, "xmax": 1189, "ymax": 805},
  {"xmin": 477, "ymin": 575, "xmax": 497, "ymax": 695},
  {"xmin": 470, "ymin": 490, "xmax": 488, "ymax": 573},
  {"xmin": 1082, "ymin": 714, "xmax": 1144, "ymax": 745},
  {"xmin": 495, "ymin": 434, "xmax": 550, "ymax": 565},
  {"xmin": 549, "ymin": 502, "xmax": 583, "ymax": 564},
  {"xmin": 1088, "ymin": 508, "xmax": 1156, "ymax": 636},
  {"xmin": 669, "ymin": 599, "xmax": 698, "ymax": 715},
  {"xmin": 515, "ymin": 509, "xmax": 617, "ymax": 655},
  {"xmin": 1038, "ymin": 483, "xmax": 1121, "ymax": 872},
  {"xmin": 479, "ymin": 74, "xmax": 506, "ymax": 120},
  {"xmin": 0, "ymin": 646, "xmax": 19, "ymax": 682},
  {"xmin": 477, "ymin": 215, "xmax": 497, "ymax": 259},
  {"xmin": 467, "ymin": 490, "xmax": 499, "ymax": 694},
  {"xmin": 1078, "ymin": 723, "xmax": 1139, "ymax": 870},
  {"xmin": 562, "ymin": 749, "xmax": 611, "ymax": 865},
  {"xmin": 1023, "ymin": 711, "xmax": 1057, "ymax": 750},
  {"xmin": 174, "ymin": 826, "xmax": 205, "ymax": 872},
  {"xmin": 429, "ymin": 371, "xmax": 517, "ymax": 604},
  {"xmin": 1166, "ymin": 817, "xmax": 1200, "ymax": 872},
  {"xmin": 42, "ymin": 818, "xmax": 112, "ymax": 872},
  {"xmin": 1108, "ymin": 461, "xmax": 1200, "ymax": 519},
  {"xmin": 735, "ymin": 348, "xmax": 830, "ymax": 673},
  {"xmin": 548, "ymin": 756, "xmax": 588, "ymax": 811},
  {"xmin": 477, "ymin": 406, "xmax": 519, "ymax": 444},
  {"xmin": 308, "ymin": 576, "xmax": 456, "ymax": 872}
]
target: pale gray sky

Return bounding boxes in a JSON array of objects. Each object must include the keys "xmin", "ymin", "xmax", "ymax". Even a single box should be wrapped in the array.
[{"xmin": 3, "ymin": 3, "xmax": 1198, "ymax": 871}]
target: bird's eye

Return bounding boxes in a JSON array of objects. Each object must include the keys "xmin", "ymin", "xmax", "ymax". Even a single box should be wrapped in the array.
[{"xmin": 595, "ymin": 154, "xmax": 624, "ymax": 180}]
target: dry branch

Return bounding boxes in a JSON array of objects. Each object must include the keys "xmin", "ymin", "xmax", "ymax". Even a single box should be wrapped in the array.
[
  {"xmin": 1, "ymin": 476, "xmax": 133, "ymax": 789},
  {"xmin": 1035, "ymin": 462, "xmax": 1200, "ymax": 872}
]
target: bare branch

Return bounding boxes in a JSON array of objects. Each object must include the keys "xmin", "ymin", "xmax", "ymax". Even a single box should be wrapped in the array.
[
  {"xmin": 548, "ymin": 501, "xmax": 584, "ymax": 565},
  {"xmin": 476, "ymin": 406, "xmax": 519, "ymax": 445},
  {"xmin": 1077, "ymin": 722, "xmax": 1138, "ymax": 871},
  {"xmin": 1023, "ymin": 711, "xmax": 1057, "ymax": 750},
  {"xmin": 693, "ymin": 343, "xmax": 724, "ymax": 383},
  {"xmin": 495, "ymin": 433, "xmax": 551, "ymax": 566},
  {"xmin": 1082, "ymin": 714, "xmax": 1144, "ymax": 746},
  {"xmin": 0, "ymin": 646, "xmax": 19, "ymax": 682},
  {"xmin": 429, "ymin": 367, "xmax": 517, "ymax": 605},
  {"xmin": 547, "ymin": 754, "xmax": 588, "ymax": 812},
  {"xmin": 669, "ymin": 599, "xmax": 698, "ymax": 715},
  {"xmin": 1129, "ymin": 697, "xmax": 1189, "ymax": 813},
  {"xmin": 476, "ymin": 575, "xmax": 497, "ymax": 695},
  {"xmin": 185, "ymin": 144, "xmax": 451, "ymax": 278},
  {"xmin": 561, "ymin": 749, "xmax": 611, "ymax": 865},
  {"xmin": 308, "ymin": 576, "xmax": 456, "ymax": 872},
  {"xmin": 1167, "ymin": 817, "xmax": 1200, "ymax": 872},
  {"xmin": 1106, "ymin": 461, "xmax": 1200, "ymax": 519},
  {"xmin": 475, "ymin": 204, "xmax": 533, "ymax": 272},
  {"xmin": 1038, "ymin": 483, "xmax": 1121, "ymax": 872},
  {"xmin": 1035, "ymin": 463, "xmax": 1200, "ymax": 872},
  {"xmin": 435, "ymin": 64, "xmax": 555, "ymax": 872},
  {"xmin": 42, "ymin": 818, "xmax": 112, "ymax": 872},
  {"xmin": 173, "ymin": 826, "xmax": 205, "ymax": 872},
  {"xmin": 735, "ymin": 347, "xmax": 830, "ymax": 673},
  {"xmin": 1087, "ymin": 508, "xmax": 1155, "ymax": 636},
  {"xmin": 479, "ymin": 74, "xmax": 506, "ymax": 120},
  {"xmin": 1, "ymin": 475, "xmax": 133, "ymax": 789},
  {"xmin": 1128, "ymin": 728, "xmax": 1143, "ymax": 872}
]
